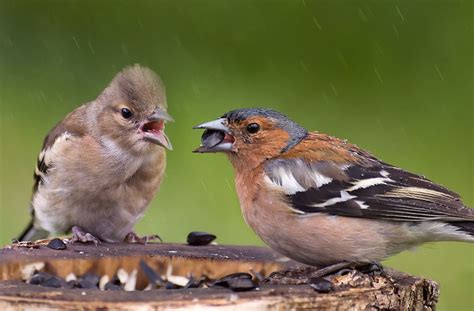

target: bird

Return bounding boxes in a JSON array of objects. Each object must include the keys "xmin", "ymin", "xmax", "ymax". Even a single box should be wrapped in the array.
[
  {"xmin": 193, "ymin": 108, "xmax": 473, "ymax": 268},
  {"xmin": 17, "ymin": 64, "xmax": 173, "ymax": 244}
]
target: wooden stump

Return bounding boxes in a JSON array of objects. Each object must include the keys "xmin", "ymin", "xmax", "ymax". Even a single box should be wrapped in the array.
[{"xmin": 0, "ymin": 241, "xmax": 439, "ymax": 310}]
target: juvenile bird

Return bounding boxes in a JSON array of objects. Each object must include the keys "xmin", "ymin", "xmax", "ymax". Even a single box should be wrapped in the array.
[
  {"xmin": 194, "ymin": 108, "xmax": 473, "ymax": 267},
  {"xmin": 18, "ymin": 65, "xmax": 173, "ymax": 244}
]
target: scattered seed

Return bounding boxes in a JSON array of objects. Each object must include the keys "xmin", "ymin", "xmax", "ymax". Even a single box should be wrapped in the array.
[
  {"xmin": 104, "ymin": 282, "xmax": 122, "ymax": 291},
  {"xmin": 116, "ymin": 268, "xmax": 128, "ymax": 284},
  {"xmin": 227, "ymin": 278, "xmax": 257, "ymax": 292},
  {"xmin": 187, "ymin": 232, "xmax": 216, "ymax": 246},
  {"xmin": 164, "ymin": 281, "xmax": 181, "ymax": 290},
  {"xmin": 309, "ymin": 277, "xmax": 333, "ymax": 293},
  {"xmin": 82, "ymin": 273, "xmax": 100, "ymax": 286},
  {"xmin": 139, "ymin": 260, "xmax": 165, "ymax": 286},
  {"xmin": 167, "ymin": 275, "xmax": 190, "ymax": 287},
  {"xmin": 124, "ymin": 269, "xmax": 137, "ymax": 291},
  {"xmin": 65, "ymin": 280, "xmax": 80, "ymax": 289},
  {"xmin": 47, "ymin": 238, "xmax": 67, "ymax": 250},
  {"xmin": 212, "ymin": 272, "xmax": 253, "ymax": 288},
  {"xmin": 28, "ymin": 272, "xmax": 51, "ymax": 285},
  {"xmin": 42, "ymin": 276, "xmax": 64, "ymax": 288},
  {"xmin": 65, "ymin": 273, "xmax": 77, "ymax": 282},
  {"xmin": 184, "ymin": 275, "xmax": 202, "ymax": 289},
  {"xmin": 78, "ymin": 279, "xmax": 98, "ymax": 289},
  {"xmin": 99, "ymin": 275, "xmax": 110, "ymax": 291},
  {"xmin": 250, "ymin": 269, "xmax": 264, "ymax": 283},
  {"xmin": 21, "ymin": 262, "xmax": 45, "ymax": 280}
]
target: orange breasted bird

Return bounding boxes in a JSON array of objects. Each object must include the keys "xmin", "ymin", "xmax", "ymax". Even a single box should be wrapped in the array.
[{"xmin": 193, "ymin": 108, "xmax": 473, "ymax": 267}]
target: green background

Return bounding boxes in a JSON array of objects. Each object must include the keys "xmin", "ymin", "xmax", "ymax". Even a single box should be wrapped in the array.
[{"xmin": 0, "ymin": 1, "xmax": 472, "ymax": 309}]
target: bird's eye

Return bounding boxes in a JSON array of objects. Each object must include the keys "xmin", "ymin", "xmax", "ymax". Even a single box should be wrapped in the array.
[
  {"xmin": 121, "ymin": 108, "xmax": 133, "ymax": 119},
  {"xmin": 246, "ymin": 123, "xmax": 260, "ymax": 134}
]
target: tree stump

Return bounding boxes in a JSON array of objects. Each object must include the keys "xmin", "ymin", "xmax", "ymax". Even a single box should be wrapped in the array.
[{"xmin": 0, "ymin": 241, "xmax": 439, "ymax": 310}]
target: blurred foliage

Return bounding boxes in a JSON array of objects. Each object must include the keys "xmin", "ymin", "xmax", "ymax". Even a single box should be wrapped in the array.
[{"xmin": 0, "ymin": 1, "xmax": 472, "ymax": 309}]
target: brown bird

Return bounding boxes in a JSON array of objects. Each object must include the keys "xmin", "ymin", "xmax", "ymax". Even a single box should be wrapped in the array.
[
  {"xmin": 18, "ymin": 65, "xmax": 173, "ymax": 244},
  {"xmin": 194, "ymin": 108, "xmax": 473, "ymax": 269}
]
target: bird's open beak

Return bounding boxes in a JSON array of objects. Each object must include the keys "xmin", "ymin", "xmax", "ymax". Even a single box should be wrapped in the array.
[
  {"xmin": 141, "ymin": 107, "xmax": 173, "ymax": 150},
  {"xmin": 192, "ymin": 118, "xmax": 235, "ymax": 153}
]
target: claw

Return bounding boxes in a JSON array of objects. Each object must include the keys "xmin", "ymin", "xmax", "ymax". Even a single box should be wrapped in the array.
[
  {"xmin": 124, "ymin": 232, "xmax": 162, "ymax": 244},
  {"xmin": 71, "ymin": 226, "xmax": 101, "ymax": 245}
]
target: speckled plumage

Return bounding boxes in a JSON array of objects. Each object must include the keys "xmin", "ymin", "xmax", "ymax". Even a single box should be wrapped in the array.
[{"xmin": 19, "ymin": 65, "xmax": 171, "ymax": 242}]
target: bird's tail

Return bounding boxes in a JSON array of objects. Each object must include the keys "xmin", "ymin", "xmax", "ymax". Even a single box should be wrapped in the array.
[
  {"xmin": 452, "ymin": 221, "xmax": 474, "ymax": 238},
  {"xmin": 17, "ymin": 219, "xmax": 49, "ymax": 242}
]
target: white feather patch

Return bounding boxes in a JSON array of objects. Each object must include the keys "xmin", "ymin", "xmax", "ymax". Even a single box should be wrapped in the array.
[
  {"xmin": 346, "ymin": 177, "xmax": 392, "ymax": 192},
  {"xmin": 355, "ymin": 200, "xmax": 369, "ymax": 209},
  {"xmin": 264, "ymin": 171, "xmax": 305, "ymax": 195},
  {"xmin": 264, "ymin": 160, "xmax": 333, "ymax": 195},
  {"xmin": 311, "ymin": 191, "xmax": 356, "ymax": 207}
]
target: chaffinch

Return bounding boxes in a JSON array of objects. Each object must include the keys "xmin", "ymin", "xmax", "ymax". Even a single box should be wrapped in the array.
[
  {"xmin": 194, "ymin": 108, "xmax": 473, "ymax": 266},
  {"xmin": 18, "ymin": 65, "xmax": 173, "ymax": 244}
]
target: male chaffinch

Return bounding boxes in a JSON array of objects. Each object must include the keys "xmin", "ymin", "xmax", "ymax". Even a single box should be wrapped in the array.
[
  {"xmin": 18, "ymin": 65, "xmax": 173, "ymax": 244},
  {"xmin": 194, "ymin": 108, "xmax": 473, "ymax": 267}
]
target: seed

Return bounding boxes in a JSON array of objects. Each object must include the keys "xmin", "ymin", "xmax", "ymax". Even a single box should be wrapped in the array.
[
  {"xmin": 41, "ymin": 276, "xmax": 64, "ymax": 288},
  {"xmin": 28, "ymin": 272, "xmax": 51, "ymax": 285},
  {"xmin": 139, "ymin": 260, "xmax": 165, "ymax": 287},
  {"xmin": 124, "ymin": 269, "xmax": 138, "ymax": 291},
  {"xmin": 186, "ymin": 232, "xmax": 216, "ymax": 246},
  {"xmin": 183, "ymin": 275, "xmax": 202, "ymax": 289},
  {"xmin": 309, "ymin": 277, "xmax": 333, "ymax": 293},
  {"xmin": 212, "ymin": 272, "xmax": 253, "ymax": 288},
  {"xmin": 47, "ymin": 238, "xmax": 67, "ymax": 250},
  {"xmin": 201, "ymin": 129, "xmax": 225, "ymax": 148},
  {"xmin": 164, "ymin": 281, "xmax": 181, "ymax": 290},
  {"xmin": 77, "ymin": 279, "xmax": 98, "ymax": 289},
  {"xmin": 104, "ymin": 282, "xmax": 122, "ymax": 291},
  {"xmin": 65, "ymin": 280, "xmax": 80, "ymax": 289},
  {"xmin": 81, "ymin": 273, "xmax": 100, "ymax": 286},
  {"xmin": 227, "ymin": 278, "xmax": 257, "ymax": 292}
]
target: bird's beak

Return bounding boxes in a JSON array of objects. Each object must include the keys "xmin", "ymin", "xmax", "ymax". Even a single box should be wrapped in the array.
[
  {"xmin": 192, "ymin": 118, "xmax": 234, "ymax": 153},
  {"xmin": 141, "ymin": 107, "xmax": 173, "ymax": 150}
]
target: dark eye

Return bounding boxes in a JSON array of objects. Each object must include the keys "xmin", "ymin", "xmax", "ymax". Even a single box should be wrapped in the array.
[
  {"xmin": 246, "ymin": 123, "xmax": 260, "ymax": 134},
  {"xmin": 121, "ymin": 108, "xmax": 133, "ymax": 119}
]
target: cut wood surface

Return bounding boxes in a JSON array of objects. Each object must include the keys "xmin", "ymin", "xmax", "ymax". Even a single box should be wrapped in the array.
[{"xmin": 0, "ymin": 241, "xmax": 439, "ymax": 310}]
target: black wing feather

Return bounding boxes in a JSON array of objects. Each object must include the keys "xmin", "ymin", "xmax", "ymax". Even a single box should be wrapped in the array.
[{"xmin": 271, "ymin": 160, "xmax": 474, "ymax": 222}]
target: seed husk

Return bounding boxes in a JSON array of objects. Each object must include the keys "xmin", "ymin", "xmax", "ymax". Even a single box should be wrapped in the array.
[
  {"xmin": 309, "ymin": 277, "xmax": 333, "ymax": 293},
  {"xmin": 187, "ymin": 231, "xmax": 216, "ymax": 246},
  {"xmin": 47, "ymin": 238, "xmax": 67, "ymax": 250}
]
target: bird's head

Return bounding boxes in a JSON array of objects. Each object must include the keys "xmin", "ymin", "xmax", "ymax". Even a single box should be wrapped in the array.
[
  {"xmin": 193, "ymin": 108, "xmax": 307, "ymax": 169},
  {"xmin": 94, "ymin": 64, "xmax": 173, "ymax": 155}
]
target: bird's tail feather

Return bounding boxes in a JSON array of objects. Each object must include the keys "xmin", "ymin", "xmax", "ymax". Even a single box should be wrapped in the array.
[
  {"xmin": 17, "ymin": 220, "xmax": 49, "ymax": 241},
  {"xmin": 452, "ymin": 221, "xmax": 474, "ymax": 238}
]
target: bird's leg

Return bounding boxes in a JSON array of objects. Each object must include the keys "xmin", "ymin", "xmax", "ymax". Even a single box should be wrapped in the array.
[
  {"xmin": 312, "ymin": 261, "xmax": 384, "ymax": 278},
  {"xmin": 311, "ymin": 262, "xmax": 354, "ymax": 278},
  {"xmin": 124, "ymin": 232, "xmax": 162, "ymax": 244},
  {"xmin": 70, "ymin": 226, "xmax": 101, "ymax": 245},
  {"xmin": 357, "ymin": 261, "xmax": 385, "ymax": 275}
]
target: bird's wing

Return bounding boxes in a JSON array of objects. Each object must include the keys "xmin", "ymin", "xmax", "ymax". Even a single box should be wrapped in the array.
[
  {"xmin": 33, "ymin": 107, "xmax": 86, "ymax": 193},
  {"xmin": 264, "ymin": 157, "xmax": 473, "ymax": 222}
]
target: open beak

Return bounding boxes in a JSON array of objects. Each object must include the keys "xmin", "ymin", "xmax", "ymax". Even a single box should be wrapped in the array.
[
  {"xmin": 141, "ymin": 107, "xmax": 173, "ymax": 150},
  {"xmin": 192, "ymin": 118, "xmax": 234, "ymax": 153}
]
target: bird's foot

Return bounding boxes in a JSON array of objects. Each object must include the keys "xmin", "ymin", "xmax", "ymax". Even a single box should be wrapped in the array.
[
  {"xmin": 313, "ymin": 261, "xmax": 384, "ymax": 278},
  {"xmin": 357, "ymin": 261, "xmax": 384, "ymax": 274},
  {"xmin": 124, "ymin": 232, "xmax": 162, "ymax": 244},
  {"xmin": 311, "ymin": 262, "xmax": 353, "ymax": 278},
  {"xmin": 70, "ymin": 226, "xmax": 100, "ymax": 245}
]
